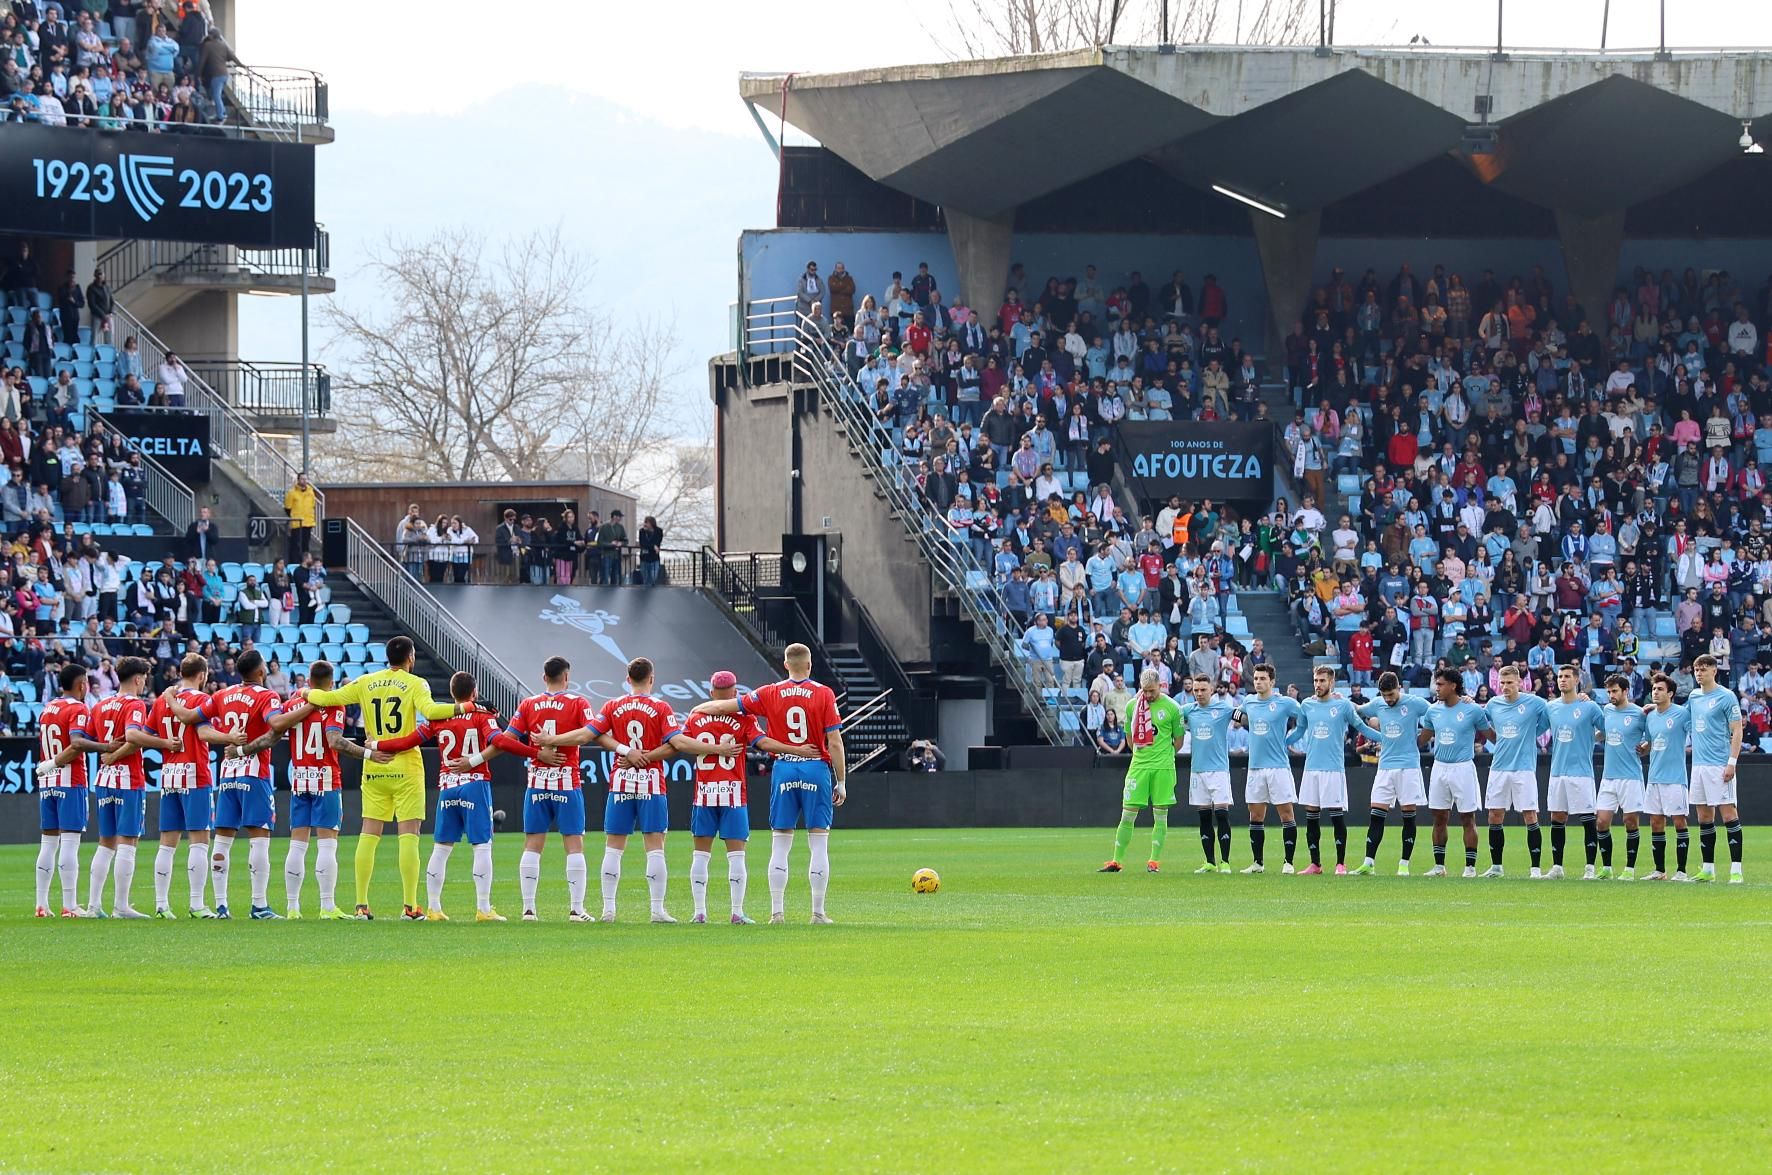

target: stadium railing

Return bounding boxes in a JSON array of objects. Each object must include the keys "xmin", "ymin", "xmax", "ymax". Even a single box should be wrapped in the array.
[
  {"xmin": 97, "ymin": 227, "xmax": 330, "ymax": 298},
  {"xmin": 741, "ymin": 296, "xmax": 798, "ymax": 358},
  {"xmin": 374, "ymin": 544, "xmax": 699, "ymax": 588},
  {"xmin": 184, "ymin": 359, "xmax": 329, "ymax": 422},
  {"xmin": 109, "ymin": 302, "xmax": 322, "ymax": 517},
  {"xmin": 342, "ymin": 518, "xmax": 525, "ymax": 718},
  {"xmin": 786, "ymin": 312, "xmax": 1067, "ymax": 745},
  {"xmin": 224, "ymin": 64, "xmax": 328, "ymax": 140}
]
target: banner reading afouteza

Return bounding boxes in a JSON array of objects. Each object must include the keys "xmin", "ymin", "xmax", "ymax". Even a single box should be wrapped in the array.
[
  {"xmin": 0, "ymin": 123, "xmax": 316, "ymax": 248},
  {"xmin": 1115, "ymin": 421, "xmax": 1275, "ymax": 502}
]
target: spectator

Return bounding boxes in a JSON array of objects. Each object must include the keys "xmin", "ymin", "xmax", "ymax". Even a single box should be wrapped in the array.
[
  {"xmin": 392, "ymin": 504, "xmax": 427, "ymax": 579},
  {"xmin": 637, "ymin": 515, "xmax": 665, "ymax": 586},
  {"xmin": 596, "ymin": 509, "xmax": 628, "ymax": 586},
  {"xmin": 444, "ymin": 514, "xmax": 477, "ymax": 583},
  {"xmin": 283, "ymin": 470, "xmax": 317, "ymax": 561},
  {"xmin": 156, "ymin": 352, "xmax": 188, "ymax": 406},
  {"xmin": 494, "ymin": 508, "xmax": 521, "ymax": 583},
  {"xmin": 194, "ymin": 27, "xmax": 234, "ymax": 122},
  {"xmin": 183, "ymin": 504, "xmax": 220, "ymax": 562}
]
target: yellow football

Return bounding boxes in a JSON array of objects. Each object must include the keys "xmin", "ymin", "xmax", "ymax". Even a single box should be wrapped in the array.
[{"xmin": 911, "ymin": 868, "xmax": 941, "ymax": 894}]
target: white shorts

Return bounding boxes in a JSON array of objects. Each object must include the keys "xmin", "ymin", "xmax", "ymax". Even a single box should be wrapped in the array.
[
  {"xmin": 1689, "ymin": 765, "xmax": 1737, "ymax": 808},
  {"xmin": 1243, "ymin": 767, "xmax": 1296, "ymax": 806},
  {"xmin": 1298, "ymin": 770, "xmax": 1348, "ymax": 810},
  {"xmin": 1596, "ymin": 777, "xmax": 1646, "ymax": 815},
  {"xmin": 1429, "ymin": 760, "xmax": 1481, "ymax": 813},
  {"xmin": 1189, "ymin": 771, "xmax": 1233, "ymax": 808},
  {"xmin": 1484, "ymin": 769, "xmax": 1539, "ymax": 814},
  {"xmin": 1371, "ymin": 768, "xmax": 1426, "ymax": 809},
  {"xmin": 1644, "ymin": 783, "xmax": 1690, "ymax": 818},
  {"xmin": 1546, "ymin": 775, "xmax": 1597, "ymax": 816}
]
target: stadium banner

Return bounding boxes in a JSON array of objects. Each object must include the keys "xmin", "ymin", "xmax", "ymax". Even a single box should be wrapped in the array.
[
  {"xmin": 103, "ymin": 408, "xmax": 212, "ymax": 484},
  {"xmin": 0, "ymin": 124, "xmax": 316, "ymax": 248},
  {"xmin": 1114, "ymin": 421, "xmax": 1275, "ymax": 502}
]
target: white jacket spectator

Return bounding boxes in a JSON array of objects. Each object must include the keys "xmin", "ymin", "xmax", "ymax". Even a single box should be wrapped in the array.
[{"xmin": 156, "ymin": 354, "xmax": 189, "ymax": 404}]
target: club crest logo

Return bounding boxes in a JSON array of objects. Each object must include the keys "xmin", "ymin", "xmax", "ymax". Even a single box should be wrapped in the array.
[{"xmin": 539, "ymin": 595, "xmax": 626, "ymax": 663}]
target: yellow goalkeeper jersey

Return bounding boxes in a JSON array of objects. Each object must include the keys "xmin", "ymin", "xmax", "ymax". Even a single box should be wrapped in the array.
[{"xmin": 307, "ymin": 667, "xmax": 457, "ymax": 782}]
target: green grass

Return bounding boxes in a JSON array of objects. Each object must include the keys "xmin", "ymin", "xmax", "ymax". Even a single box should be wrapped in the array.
[{"xmin": 2, "ymin": 826, "xmax": 1770, "ymax": 1173}]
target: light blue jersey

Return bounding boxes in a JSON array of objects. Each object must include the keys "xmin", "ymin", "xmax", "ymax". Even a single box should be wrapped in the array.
[
  {"xmin": 1645, "ymin": 704, "xmax": 1691, "ymax": 787},
  {"xmin": 1298, "ymin": 696, "xmax": 1363, "ymax": 772},
  {"xmin": 1546, "ymin": 697, "xmax": 1604, "ymax": 778},
  {"xmin": 1422, "ymin": 698, "xmax": 1490, "ymax": 764},
  {"xmin": 1241, "ymin": 694, "xmax": 1303, "ymax": 770},
  {"xmin": 1600, "ymin": 703, "xmax": 1647, "ymax": 782},
  {"xmin": 1181, "ymin": 697, "xmax": 1236, "ymax": 775},
  {"xmin": 1358, "ymin": 694, "xmax": 1429, "ymax": 769},
  {"xmin": 1483, "ymin": 694, "xmax": 1549, "ymax": 772},
  {"xmin": 1685, "ymin": 686, "xmax": 1742, "ymax": 767}
]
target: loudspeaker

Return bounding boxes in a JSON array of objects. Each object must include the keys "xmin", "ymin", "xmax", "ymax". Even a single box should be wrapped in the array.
[
  {"xmin": 321, "ymin": 517, "xmax": 347, "ymax": 567},
  {"xmin": 780, "ymin": 533, "xmax": 825, "ymax": 596}
]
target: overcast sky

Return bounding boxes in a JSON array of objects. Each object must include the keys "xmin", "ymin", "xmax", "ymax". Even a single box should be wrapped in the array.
[{"xmin": 229, "ymin": 0, "xmax": 1772, "ymax": 423}]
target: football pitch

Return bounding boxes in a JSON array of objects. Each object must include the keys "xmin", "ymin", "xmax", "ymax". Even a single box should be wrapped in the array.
[{"xmin": 2, "ymin": 826, "xmax": 1770, "ymax": 1173}]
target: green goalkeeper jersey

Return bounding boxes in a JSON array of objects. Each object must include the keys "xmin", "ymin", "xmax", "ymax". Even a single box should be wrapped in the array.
[{"xmin": 1123, "ymin": 693, "xmax": 1185, "ymax": 771}]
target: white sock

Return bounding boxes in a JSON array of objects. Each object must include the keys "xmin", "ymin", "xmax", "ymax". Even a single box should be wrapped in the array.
[
  {"xmin": 284, "ymin": 839, "xmax": 309, "ymax": 910},
  {"xmin": 645, "ymin": 849, "xmax": 667, "ymax": 914},
  {"xmin": 808, "ymin": 832, "xmax": 830, "ymax": 917},
  {"xmin": 519, "ymin": 849, "xmax": 542, "ymax": 912},
  {"xmin": 768, "ymin": 831, "xmax": 793, "ymax": 916},
  {"xmin": 57, "ymin": 832, "xmax": 81, "ymax": 910},
  {"xmin": 210, "ymin": 834, "xmax": 234, "ymax": 909},
  {"xmin": 113, "ymin": 844, "xmax": 137, "ymax": 911},
  {"xmin": 315, "ymin": 838, "xmax": 339, "ymax": 911},
  {"xmin": 690, "ymin": 849, "xmax": 711, "ymax": 917},
  {"xmin": 88, "ymin": 844, "xmax": 115, "ymax": 912},
  {"xmin": 566, "ymin": 852, "xmax": 588, "ymax": 914},
  {"xmin": 728, "ymin": 849, "xmax": 748, "ymax": 917},
  {"xmin": 187, "ymin": 841, "xmax": 209, "ymax": 907},
  {"xmin": 35, "ymin": 834, "xmax": 56, "ymax": 909},
  {"xmin": 248, "ymin": 837, "xmax": 271, "ymax": 908},
  {"xmin": 471, "ymin": 841, "xmax": 494, "ymax": 912},
  {"xmin": 600, "ymin": 846, "xmax": 622, "ymax": 915},
  {"xmin": 425, "ymin": 842, "xmax": 453, "ymax": 909},
  {"xmin": 154, "ymin": 843, "xmax": 175, "ymax": 909}
]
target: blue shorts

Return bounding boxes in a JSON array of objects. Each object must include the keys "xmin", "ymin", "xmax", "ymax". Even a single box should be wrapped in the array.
[
  {"xmin": 214, "ymin": 776, "xmax": 275, "ymax": 830},
  {"xmin": 769, "ymin": 760, "xmax": 834, "ymax": 831},
  {"xmin": 289, "ymin": 791, "xmax": 343, "ymax": 832},
  {"xmin": 690, "ymin": 805, "xmax": 751, "ymax": 841},
  {"xmin": 38, "ymin": 785, "xmax": 88, "ymax": 833},
  {"xmin": 435, "ymin": 780, "xmax": 494, "ymax": 845},
  {"xmin": 96, "ymin": 787, "xmax": 146, "ymax": 839},
  {"xmin": 523, "ymin": 788, "xmax": 586, "ymax": 837},
  {"xmin": 603, "ymin": 792, "xmax": 669, "ymax": 837},
  {"xmin": 158, "ymin": 788, "xmax": 213, "ymax": 834}
]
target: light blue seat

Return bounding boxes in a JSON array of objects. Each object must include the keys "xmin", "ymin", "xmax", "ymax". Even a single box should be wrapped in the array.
[
  {"xmin": 1225, "ymin": 615, "xmax": 1251, "ymax": 638},
  {"xmin": 16, "ymin": 681, "xmax": 37, "ymax": 703},
  {"xmin": 192, "ymin": 622, "xmax": 213, "ymax": 641},
  {"xmin": 321, "ymin": 643, "xmax": 346, "ymax": 663},
  {"xmin": 345, "ymin": 623, "xmax": 370, "ymax": 645},
  {"xmin": 74, "ymin": 362, "xmax": 94, "ymax": 380},
  {"xmin": 221, "ymin": 562, "xmax": 243, "ymax": 583},
  {"xmin": 130, "ymin": 523, "xmax": 153, "ymax": 536},
  {"xmin": 327, "ymin": 604, "xmax": 350, "ymax": 624},
  {"xmin": 73, "ymin": 344, "xmax": 93, "ymax": 362},
  {"xmin": 344, "ymin": 643, "xmax": 369, "ymax": 663},
  {"xmin": 95, "ymin": 344, "xmax": 115, "ymax": 363},
  {"xmin": 277, "ymin": 625, "xmax": 303, "ymax": 644},
  {"xmin": 323, "ymin": 624, "xmax": 347, "ymax": 642},
  {"xmin": 299, "ymin": 624, "xmax": 324, "ymax": 644},
  {"xmin": 53, "ymin": 341, "xmax": 72, "ymax": 361},
  {"xmin": 242, "ymin": 562, "xmax": 264, "ymax": 581},
  {"xmin": 90, "ymin": 522, "xmax": 112, "ymax": 536},
  {"xmin": 1346, "ymin": 493, "xmax": 1361, "ymax": 516},
  {"xmin": 1336, "ymin": 473, "xmax": 1361, "ymax": 495},
  {"xmin": 297, "ymin": 643, "xmax": 323, "ymax": 663},
  {"xmin": 1059, "ymin": 710, "xmax": 1081, "ymax": 734}
]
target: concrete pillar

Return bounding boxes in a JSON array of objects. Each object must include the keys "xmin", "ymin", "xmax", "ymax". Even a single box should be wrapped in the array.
[
  {"xmin": 1250, "ymin": 209, "xmax": 1321, "ymax": 359},
  {"xmin": 944, "ymin": 208, "xmax": 1016, "ymax": 312},
  {"xmin": 1555, "ymin": 207, "xmax": 1626, "ymax": 348}
]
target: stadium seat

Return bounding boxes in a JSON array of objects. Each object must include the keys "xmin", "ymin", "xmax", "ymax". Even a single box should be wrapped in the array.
[
  {"xmin": 95, "ymin": 344, "xmax": 115, "ymax": 363},
  {"xmin": 192, "ymin": 623, "xmax": 213, "ymax": 641},
  {"xmin": 345, "ymin": 623, "xmax": 370, "ymax": 644},
  {"xmin": 367, "ymin": 646, "xmax": 389, "ymax": 665},
  {"xmin": 212, "ymin": 624, "xmax": 236, "ymax": 643},
  {"xmin": 1225, "ymin": 615, "xmax": 1251, "ymax": 638},
  {"xmin": 1336, "ymin": 473, "xmax": 1360, "ymax": 495},
  {"xmin": 277, "ymin": 625, "xmax": 302, "ymax": 644},
  {"xmin": 53, "ymin": 342, "xmax": 71, "ymax": 361},
  {"xmin": 321, "ymin": 643, "xmax": 345, "ymax": 663},
  {"xmin": 129, "ymin": 523, "xmax": 153, "ymax": 536},
  {"xmin": 1653, "ymin": 615, "xmax": 1676, "ymax": 639},
  {"xmin": 297, "ymin": 643, "xmax": 322, "ymax": 663},
  {"xmin": 242, "ymin": 562, "xmax": 264, "ymax": 581},
  {"xmin": 311, "ymin": 605, "xmax": 331, "ymax": 625},
  {"xmin": 90, "ymin": 522, "xmax": 112, "ymax": 536},
  {"xmin": 344, "ymin": 643, "xmax": 369, "ymax": 663},
  {"xmin": 340, "ymin": 662, "xmax": 365, "ymax": 680},
  {"xmin": 323, "ymin": 624, "xmax": 347, "ymax": 643},
  {"xmin": 328, "ymin": 604, "xmax": 351, "ymax": 624},
  {"xmin": 1059, "ymin": 710, "xmax": 1080, "ymax": 734},
  {"xmin": 4, "ymin": 306, "xmax": 24, "ymax": 325},
  {"xmin": 1346, "ymin": 493, "xmax": 1361, "ymax": 516},
  {"xmin": 74, "ymin": 362, "xmax": 94, "ymax": 380},
  {"xmin": 72, "ymin": 522, "xmax": 91, "ymax": 536},
  {"xmin": 221, "ymin": 562, "xmax": 244, "ymax": 583},
  {"xmin": 16, "ymin": 681, "xmax": 36, "ymax": 703},
  {"xmin": 74, "ymin": 344, "xmax": 93, "ymax": 362},
  {"xmin": 299, "ymin": 624, "xmax": 324, "ymax": 644}
]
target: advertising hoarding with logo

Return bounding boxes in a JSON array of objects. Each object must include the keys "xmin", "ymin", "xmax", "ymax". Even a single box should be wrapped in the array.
[{"xmin": 0, "ymin": 124, "xmax": 316, "ymax": 247}]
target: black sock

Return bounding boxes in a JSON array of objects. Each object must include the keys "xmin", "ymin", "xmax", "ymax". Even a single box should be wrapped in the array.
[
  {"xmin": 1330, "ymin": 813, "xmax": 1347, "ymax": 865},
  {"xmin": 1366, "ymin": 811, "xmax": 1386, "ymax": 859},
  {"xmin": 1581, "ymin": 815, "xmax": 1598, "ymax": 866},
  {"xmin": 1305, "ymin": 811, "xmax": 1322, "ymax": 866},
  {"xmin": 1550, "ymin": 821, "xmax": 1566, "ymax": 866},
  {"xmin": 1626, "ymin": 828, "xmax": 1641, "ymax": 868},
  {"xmin": 1727, "ymin": 820, "xmax": 1743, "ymax": 866},
  {"xmin": 1281, "ymin": 820, "xmax": 1297, "ymax": 865},
  {"xmin": 1249, "ymin": 823, "xmax": 1266, "ymax": 866},
  {"xmin": 1464, "ymin": 846, "xmax": 1478, "ymax": 869},
  {"xmin": 1434, "ymin": 839, "xmax": 1447, "ymax": 866},
  {"xmin": 1527, "ymin": 823, "xmax": 1542, "ymax": 868},
  {"xmin": 1401, "ymin": 815, "xmax": 1417, "ymax": 862},
  {"xmin": 1700, "ymin": 822, "xmax": 1716, "ymax": 866},
  {"xmin": 1215, "ymin": 809, "xmax": 1232, "ymax": 863},
  {"xmin": 1198, "ymin": 809, "xmax": 1215, "ymax": 863},
  {"xmin": 1598, "ymin": 828, "xmax": 1613, "ymax": 867},
  {"xmin": 1488, "ymin": 824, "xmax": 1506, "ymax": 866},
  {"xmin": 1677, "ymin": 829, "xmax": 1690, "ymax": 872},
  {"xmin": 1652, "ymin": 832, "xmax": 1666, "ymax": 872}
]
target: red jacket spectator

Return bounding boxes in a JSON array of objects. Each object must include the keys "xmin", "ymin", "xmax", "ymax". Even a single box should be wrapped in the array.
[{"xmin": 1349, "ymin": 629, "xmax": 1374, "ymax": 672}]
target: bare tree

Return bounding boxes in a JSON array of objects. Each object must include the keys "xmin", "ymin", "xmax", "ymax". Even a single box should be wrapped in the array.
[{"xmin": 931, "ymin": 0, "xmax": 1314, "ymax": 57}]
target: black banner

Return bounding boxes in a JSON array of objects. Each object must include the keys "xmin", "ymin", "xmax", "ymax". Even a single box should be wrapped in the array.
[
  {"xmin": 104, "ymin": 408, "xmax": 212, "ymax": 484},
  {"xmin": 0, "ymin": 124, "xmax": 316, "ymax": 248},
  {"xmin": 1115, "ymin": 421, "xmax": 1275, "ymax": 503}
]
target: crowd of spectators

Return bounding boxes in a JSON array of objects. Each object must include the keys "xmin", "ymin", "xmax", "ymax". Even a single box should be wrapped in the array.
[
  {"xmin": 385, "ymin": 505, "xmax": 669, "ymax": 588},
  {"xmin": 0, "ymin": 1, "xmax": 237, "ymax": 129},
  {"xmin": 799, "ymin": 251, "xmax": 1772, "ymax": 753}
]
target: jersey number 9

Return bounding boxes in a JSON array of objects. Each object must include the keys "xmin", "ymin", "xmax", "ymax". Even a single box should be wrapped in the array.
[{"xmin": 784, "ymin": 706, "xmax": 808, "ymax": 745}]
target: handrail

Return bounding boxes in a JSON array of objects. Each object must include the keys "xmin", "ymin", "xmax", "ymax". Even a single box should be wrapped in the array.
[
  {"xmin": 785, "ymin": 312, "xmax": 1068, "ymax": 745},
  {"xmin": 224, "ymin": 64, "xmax": 328, "ymax": 138},
  {"xmin": 109, "ymin": 302, "xmax": 323, "ymax": 516},
  {"xmin": 87, "ymin": 412, "xmax": 194, "ymax": 528},
  {"xmin": 98, "ymin": 227, "xmax": 329, "ymax": 294},
  {"xmin": 183, "ymin": 358, "xmax": 330, "ymax": 419},
  {"xmin": 95, "ymin": 239, "xmax": 205, "ymax": 296},
  {"xmin": 848, "ymin": 593, "xmax": 935, "ymax": 735},
  {"xmin": 741, "ymin": 295, "xmax": 799, "ymax": 358},
  {"xmin": 342, "ymin": 518, "xmax": 526, "ymax": 719}
]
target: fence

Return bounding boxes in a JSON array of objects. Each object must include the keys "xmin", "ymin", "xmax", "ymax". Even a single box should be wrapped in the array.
[
  {"xmin": 225, "ymin": 65, "xmax": 329, "ymax": 139},
  {"xmin": 375, "ymin": 542, "xmax": 700, "ymax": 589},
  {"xmin": 185, "ymin": 360, "xmax": 330, "ymax": 420},
  {"xmin": 342, "ymin": 519, "xmax": 525, "ymax": 719},
  {"xmin": 96, "ymin": 226, "xmax": 329, "ymax": 296}
]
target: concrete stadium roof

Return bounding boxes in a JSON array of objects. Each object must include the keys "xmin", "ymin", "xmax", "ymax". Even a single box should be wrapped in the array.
[{"xmin": 741, "ymin": 45, "xmax": 1772, "ymax": 219}]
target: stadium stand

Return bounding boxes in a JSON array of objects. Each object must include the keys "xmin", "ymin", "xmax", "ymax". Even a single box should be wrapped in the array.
[{"xmin": 786, "ymin": 252, "xmax": 1772, "ymax": 751}]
